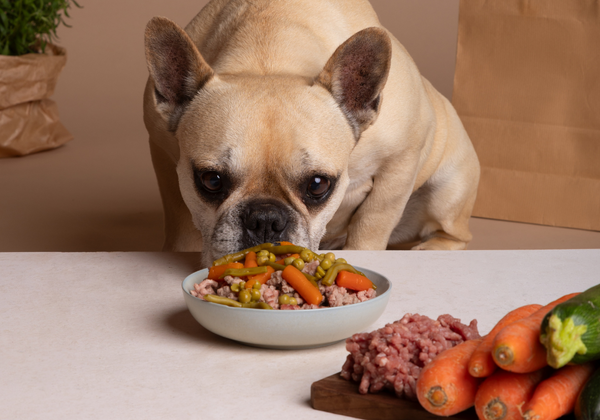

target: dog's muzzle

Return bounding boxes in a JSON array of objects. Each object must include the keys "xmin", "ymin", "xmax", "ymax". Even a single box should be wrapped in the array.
[{"xmin": 241, "ymin": 201, "xmax": 291, "ymax": 247}]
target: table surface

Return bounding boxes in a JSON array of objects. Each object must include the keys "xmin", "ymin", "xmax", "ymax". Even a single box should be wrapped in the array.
[{"xmin": 1, "ymin": 250, "xmax": 599, "ymax": 419}]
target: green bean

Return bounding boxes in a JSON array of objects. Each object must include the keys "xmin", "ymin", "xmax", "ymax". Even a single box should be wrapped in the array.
[
  {"xmin": 204, "ymin": 294, "xmax": 243, "ymax": 308},
  {"xmin": 315, "ymin": 266, "xmax": 326, "ymax": 277},
  {"xmin": 212, "ymin": 243, "xmax": 274, "ymax": 266},
  {"xmin": 242, "ymin": 302, "xmax": 273, "ymax": 310},
  {"xmin": 267, "ymin": 245, "xmax": 305, "ymax": 255},
  {"xmin": 265, "ymin": 261, "xmax": 286, "ymax": 271},
  {"xmin": 219, "ymin": 266, "xmax": 267, "ymax": 279},
  {"xmin": 320, "ymin": 263, "xmax": 360, "ymax": 286},
  {"xmin": 283, "ymin": 256, "xmax": 296, "ymax": 266}
]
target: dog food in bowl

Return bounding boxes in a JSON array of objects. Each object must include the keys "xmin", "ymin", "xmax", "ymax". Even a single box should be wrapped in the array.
[{"xmin": 189, "ymin": 242, "xmax": 378, "ymax": 310}]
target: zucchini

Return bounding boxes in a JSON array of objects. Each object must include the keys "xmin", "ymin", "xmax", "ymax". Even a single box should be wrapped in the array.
[
  {"xmin": 539, "ymin": 284, "xmax": 600, "ymax": 368},
  {"xmin": 575, "ymin": 367, "xmax": 600, "ymax": 420}
]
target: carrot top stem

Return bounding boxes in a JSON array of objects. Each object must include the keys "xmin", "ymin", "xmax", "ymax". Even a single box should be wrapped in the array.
[
  {"xmin": 426, "ymin": 386, "xmax": 448, "ymax": 407},
  {"xmin": 484, "ymin": 398, "xmax": 506, "ymax": 420}
]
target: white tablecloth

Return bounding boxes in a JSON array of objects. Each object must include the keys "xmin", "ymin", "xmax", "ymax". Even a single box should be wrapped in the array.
[{"xmin": 1, "ymin": 250, "xmax": 598, "ymax": 419}]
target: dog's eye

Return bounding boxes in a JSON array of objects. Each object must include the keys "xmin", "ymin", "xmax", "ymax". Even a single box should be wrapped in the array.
[
  {"xmin": 307, "ymin": 176, "xmax": 330, "ymax": 199},
  {"xmin": 200, "ymin": 171, "xmax": 223, "ymax": 192}
]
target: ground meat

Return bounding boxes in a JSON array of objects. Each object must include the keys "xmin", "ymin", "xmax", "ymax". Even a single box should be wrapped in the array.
[
  {"xmin": 190, "ymin": 279, "xmax": 219, "ymax": 299},
  {"xmin": 259, "ymin": 284, "xmax": 280, "ymax": 309},
  {"xmin": 341, "ymin": 313, "xmax": 480, "ymax": 401},
  {"xmin": 191, "ymin": 266, "xmax": 377, "ymax": 310},
  {"xmin": 302, "ymin": 259, "xmax": 321, "ymax": 276}
]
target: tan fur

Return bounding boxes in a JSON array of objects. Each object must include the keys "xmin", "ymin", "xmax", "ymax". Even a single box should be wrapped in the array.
[{"xmin": 143, "ymin": 0, "xmax": 480, "ymax": 266}]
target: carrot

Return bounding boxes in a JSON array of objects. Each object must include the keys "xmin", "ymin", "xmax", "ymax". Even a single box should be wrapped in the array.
[
  {"xmin": 281, "ymin": 265, "xmax": 323, "ymax": 306},
  {"xmin": 245, "ymin": 266, "xmax": 275, "ymax": 289},
  {"xmin": 474, "ymin": 368, "xmax": 547, "ymax": 420},
  {"xmin": 275, "ymin": 253, "xmax": 299, "ymax": 265},
  {"xmin": 492, "ymin": 293, "xmax": 579, "ymax": 373},
  {"xmin": 278, "ymin": 241, "xmax": 294, "ymax": 246},
  {"xmin": 469, "ymin": 304, "xmax": 542, "ymax": 378},
  {"xmin": 244, "ymin": 251, "xmax": 258, "ymax": 268},
  {"xmin": 207, "ymin": 262, "xmax": 244, "ymax": 280},
  {"xmin": 521, "ymin": 362, "xmax": 595, "ymax": 420},
  {"xmin": 335, "ymin": 270, "xmax": 374, "ymax": 291},
  {"xmin": 416, "ymin": 338, "xmax": 483, "ymax": 416}
]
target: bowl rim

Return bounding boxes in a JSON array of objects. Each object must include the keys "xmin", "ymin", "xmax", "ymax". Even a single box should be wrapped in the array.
[{"xmin": 182, "ymin": 265, "xmax": 392, "ymax": 313}]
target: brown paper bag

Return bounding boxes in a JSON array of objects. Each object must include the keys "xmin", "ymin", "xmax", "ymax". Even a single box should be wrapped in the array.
[
  {"xmin": 0, "ymin": 44, "xmax": 73, "ymax": 158},
  {"xmin": 452, "ymin": 0, "xmax": 600, "ymax": 231}
]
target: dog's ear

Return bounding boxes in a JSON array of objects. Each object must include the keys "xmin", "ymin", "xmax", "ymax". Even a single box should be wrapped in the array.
[
  {"xmin": 145, "ymin": 17, "xmax": 214, "ymax": 130},
  {"xmin": 315, "ymin": 27, "xmax": 392, "ymax": 138}
]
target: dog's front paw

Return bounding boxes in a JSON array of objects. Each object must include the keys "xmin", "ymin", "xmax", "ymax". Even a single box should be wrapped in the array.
[{"xmin": 412, "ymin": 236, "xmax": 468, "ymax": 251}]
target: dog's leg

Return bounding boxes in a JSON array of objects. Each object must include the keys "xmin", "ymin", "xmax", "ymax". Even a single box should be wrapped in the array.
[{"xmin": 149, "ymin": 141, "xmax": 204, "ymax": 252}]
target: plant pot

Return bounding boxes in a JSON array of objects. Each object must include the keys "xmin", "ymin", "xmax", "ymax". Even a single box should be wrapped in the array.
[{"xmin": 0, "ymin": 43, "xmax": 73, "ymax": 158}]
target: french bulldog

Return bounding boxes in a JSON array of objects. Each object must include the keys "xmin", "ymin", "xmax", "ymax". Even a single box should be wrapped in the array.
[{"xmin": 143, "ymin": 0, "xmax": 480, "ymax": 267}]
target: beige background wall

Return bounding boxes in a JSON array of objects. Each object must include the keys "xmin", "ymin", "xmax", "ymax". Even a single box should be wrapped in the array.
[{"xmin": 2, "ymin": 0, "xmax": 599, "ymax": 251}]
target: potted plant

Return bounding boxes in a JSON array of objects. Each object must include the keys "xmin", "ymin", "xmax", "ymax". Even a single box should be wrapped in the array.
[{"xmin": 0, "ymin": 0, "xmax": 80, "ymax": 158}]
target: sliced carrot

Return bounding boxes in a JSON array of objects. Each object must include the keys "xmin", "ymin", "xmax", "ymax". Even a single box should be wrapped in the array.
[
  {"xmin": 244, "ymin": 251, "xmax": 258, "ymax": 268},
  {"xmin": 335, "ymin": 270, "xmax": 374, "ymax": 291},
  {"xmin": 275, "ymin": 253, "xmax": 299, "ymax": 265},
  {"xmin": 282, "ymin": 265, "xmax": 323, "ymax": 306},
  {"xmin": 469, "ymin": 304, "xmax": 542, "ymax": 378},
  {"xmin": 278, "ymin": 241, "xmax": 294, "ymax": 246},
  {"xmin": 207, "ymin": 262, "xmax": 244, "ymax": 280},
  {"xmin": 416, "ymin": 338, "xmax": 483, "ymax": 416},
  {"xmin": 245, "ymin": 266, "xmax": 275, "ymax": 289},
  {"xmin": 474, "ymin": 368, "xmax": 547, "ymax": 420},
  {"xmin": 521, "ymin": 363, "xmax": 595, "ymax": 420},
  {"xmin": 491, "ymin": 293, "xmax": 579, "ymax": 373}
]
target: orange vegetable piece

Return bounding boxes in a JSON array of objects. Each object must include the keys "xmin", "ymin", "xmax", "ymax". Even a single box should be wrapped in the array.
[
  {"xmin": 416, "ymin": 338, "xmax": 483, "ymax": 416},
  {"xmin": 491, "ymin": 293, "xmax": 579, "ymax": 373},
  {"xmin": 521, "ymin": 363, "xmax": 595, "ymax": 420},
  {"xmin": 281, "ymin": 265, "xmax": 323, "ymax": 306},
  {"xmin": 469, "ymin": 304, "xmax": 542, "ymax": 378},
  {"xmin": 245, "ymin": 266, "xmax": 275, "ymax": 289},
  {"xmin": 207, "ymin": 262, "xmax": 244, "ymax": 280},
  {"xmin": 474, "ymin": 368, "xmax": 547, "ymax": 420},
  {"xmin": 335, "ymin": 271, "xmax": 374, "ymax": 291},
  {"xmin": 244, "ymin": 251, "xmax": 258, "ymax": 268}
]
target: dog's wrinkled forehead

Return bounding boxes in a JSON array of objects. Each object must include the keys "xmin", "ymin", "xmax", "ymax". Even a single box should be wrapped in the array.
[{"xmin": 177, "ymin": 75, "xmax": 355, "ymax": 178}]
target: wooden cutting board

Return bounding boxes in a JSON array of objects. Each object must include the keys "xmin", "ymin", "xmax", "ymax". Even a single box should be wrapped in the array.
[{"xmin": 311, "ymin": 373, "xmax": 478, "ymax": 420}]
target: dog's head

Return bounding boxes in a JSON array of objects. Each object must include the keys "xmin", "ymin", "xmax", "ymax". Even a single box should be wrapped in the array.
[{"xmin": 144, "ymin": 17, "xmax": 391, "ymax": 265}]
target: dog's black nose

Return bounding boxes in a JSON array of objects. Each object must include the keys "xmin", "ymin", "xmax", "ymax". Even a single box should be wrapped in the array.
[{"xmin": 241, "ymin": 201, "xmax": 290, "ymax": 245}]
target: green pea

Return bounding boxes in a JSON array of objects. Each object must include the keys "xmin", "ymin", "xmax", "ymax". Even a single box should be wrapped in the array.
[
  {"xmin": 257, "ymin": 255, "xmax": 269, "ymax": 266},
  {"xmin": 230, "ymin": 283, "xmax": 240, "ymax": 292},
  {"xmin": 257, "ymin": 250, "xmax": 270, "ymax": 258},
  {"xmin": 315, "ymin": 266, "xmax": 326, "ymax": 277},
  {"xmin": 289, "ymin": 297, "xmax": 298, "ymax": 306},
  {"xmin": 335, "ymin": 258, "xmax": 347, "ymax": 264},
  {"xmin": 325, "ymin": 252, "xmax": 336, "ymax": 261},
  {"xmin": 278, "ymin": 294, "xmax": 290, "ymax": 305},
  {"xmin": 300, "ymin": 249, "xmax": 314, "ymax": 262},
  {"xmin": 283, "ymin": 256, "xmax": 296, "ymax": 266},
  {"xmin": 320, "ymin": 258, "xmax": 332, "ymax": 270},
  {"xmin": 251, "ymin": 289, "xmax": 261, "ymax": 301},
  {"xmin": 292, "ymin": 258, "xmax": 305, "ymax": 271},
  {"xmin": 238, "ymin": 289, "xmax": 251, "ymax": 304},
  {"xmin": 268, "ymin": 252, "xmax": 276, "ymax": 263},
  {"xmin": 318, "ymin": 253, "xmax": 326, "ymax": 261},
  {"xmin": 239, "ymin": 281, "xmax": 246, "ymax": 289},
  {"xmin": 252, "ymin": 281, "xmax": 262, "ymax": 290}
]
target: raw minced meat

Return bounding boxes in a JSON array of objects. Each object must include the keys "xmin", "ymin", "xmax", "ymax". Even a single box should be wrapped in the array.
[
  {"xmin": 341, "ymin": 313, "xmax": 480, "ymax": 400},
  {"xmin": 189, "ymin": 266, "xmax": 377, "ymax": 310}
]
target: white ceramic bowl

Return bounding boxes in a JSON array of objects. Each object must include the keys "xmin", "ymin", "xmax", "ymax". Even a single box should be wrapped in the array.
[{"xmin": 182, "ymin": 266, "xmax": 392, "ymax": 349}]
